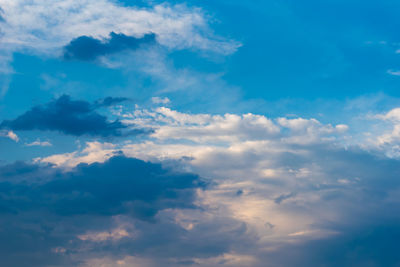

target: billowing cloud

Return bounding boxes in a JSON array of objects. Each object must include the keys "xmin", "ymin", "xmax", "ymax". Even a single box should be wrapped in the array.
[
  {"xmin": 63, "ymin": 32, "xmax": 156, "ymax": 61},
  {"xmin": 3, "ymin": 102, "xmax": 400, "ymax": 266},
  {"xmin": 0, "ymin": 95, "xmax": 143, "ymax": 137},
  {"xmin": 0, "ymin": 156, "xmax": 247, "ymax": 266}
]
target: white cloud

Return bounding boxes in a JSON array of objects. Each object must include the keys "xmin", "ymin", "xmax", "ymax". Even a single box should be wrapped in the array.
[
  {"xmin": 35, "ymin": 105, "xmax": 354, "ymax": 246},
  {"xmin": 25, "ymin": 139, "xmax": 52, "ymax": 147},
  {"xmin": 39, "ymin": 141, "xmax": 117, "ymax": 168},
  {"xmin": 32, "ymin": 104, "xmax": 400, "ymax": 265},
  {"xmin": 0, "ymin": 130, "xmax": 19, "ymax": 142},
  {"xmin": 151, "ymin": 96, "xmax": 171, "ymax": 105},
  {"xmin": 363, "ymin": 107, "xmax": 400, "ymax": 157},
  {"xmin": 0, "ymin": 0, "xmax": 239, "ymax": 57},
  {"xmin": 0, "ymin": 0, "xmax": 240, "ymax": 95},
  {"xmin": 78, "ymin": 228, "xmax": 132, "ymax": 242}
]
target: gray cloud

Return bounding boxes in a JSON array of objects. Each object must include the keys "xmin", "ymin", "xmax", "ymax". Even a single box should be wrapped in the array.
[
  {"xmin": 63, "ymin": 32, "xmax": 156, "ymax": 61},
  {"xmin": 0, "ymin": 95, "xmax": 144, "ymax": 137},
  {"xmin": 0, "ymin": 156, "xmax": 249, "ymax": 266}
]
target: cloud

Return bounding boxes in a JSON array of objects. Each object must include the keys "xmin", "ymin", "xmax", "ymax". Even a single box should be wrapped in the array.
[
  {"xmin": 25, "ymin": 139, "xmax": 52, "ymax": 147},
  {"xmin": 151, "ymin": 96, "xmax": 171, "ymax": 105},
  {"xmin": 0, "ymin": 156, "xmax": 255, "ymax": 266},
  {"xmin": 39, "ymin": 140, "xmax": 400, "ymax": 266},
  {"xmin": 362, "ymin": 107, "xmax": 400, "ymax": 157},
  {"xmin": 63, "ymin": 32, "xmax": 156, "ymax": 61},
  {"xmin": 0, "ymin": 130, "xmax": 19, "ymax": 142},
  {"xmin": 387, "ymin": 69, "xmax": 400, "ymax": 76},
  {"xmin": 255, "ymin": 223, "xmax": 400, "ymax": 267},
  {"xmin": 0, "ymin": 0, "xmax": 240, "ymax": 95},
  {"xmin": 0, "ymin": 95, "xmax": 143, "ymax": 137},
  {"xmin": 0, "ymin": 1, "xmax": 239, "ymax": 69},
  {"xmin": 32, "ymin": 104, "xmax": 400, "ymax": 266},
  {"xmin": 5, "ymin": 104, "xmax": 400, "ymax": 266},
  {"xmin": 94, "ymin": 96, "xmax": 130, "ymax": 108},
  {"xmin": 119, "ymin": 106, "xmax": 345, "ymax": 145}
]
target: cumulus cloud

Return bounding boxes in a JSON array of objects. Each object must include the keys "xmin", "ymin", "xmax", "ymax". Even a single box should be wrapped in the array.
[
  {"xmin": 362, "ymin": 107, "xmax": 400, "ymax": 157},
  {"xmin": 0, "ymin": 95, "xmax": 146, "ymax": 137},
  {"xmin": 35, "ymin": 132, "xmax": 400, "ymax": 266},
  {"xmin": 7, "ymin": 104, "xmax": 400, "ymax": 266},
  {"xmin": 0, "ymin": 156, "xmax": 248, "ymax": 266}
]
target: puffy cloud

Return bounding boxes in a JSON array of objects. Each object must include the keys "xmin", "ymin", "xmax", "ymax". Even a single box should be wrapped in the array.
[
  {"xmin": 364, "ymin": 107, "xmax": 400, "ymax": 157},
  {"xmin": 42, "ymin": 140, "xmax": 400, "ymax": 266},
  {"xmin": 0, "ymin": 156, "xmax": 246, "ymax": 266},
  {"xmin": 39, "ymin": 141, "xmax": 119, "ymax": 168},
  {"xmin": 0, "ymin": 95, "xmax": 147, "ymax": 137},
  {"xmin": 123, "ymin": 107, "xmax": 281, "ymax": 143},
  {"xmin": 0, "ymin": 156, "xmax": 204, "ymax": 217},
  {"xmin": 8, "ymin": 104, "xmax": 400, "ymax": 266}
]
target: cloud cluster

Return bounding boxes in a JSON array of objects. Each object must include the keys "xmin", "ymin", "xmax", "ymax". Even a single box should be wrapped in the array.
[
  {"xmin": 0, "ymin": 156, "xmax": 247, "ymax": 266},
  {"xmin": 31, "ymin": 104, "xmax": 400, "ymax": 266}
]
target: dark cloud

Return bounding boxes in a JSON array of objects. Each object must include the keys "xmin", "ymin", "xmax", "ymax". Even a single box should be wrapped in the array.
[
  {"xmin": 63, "ymin": 32, "xmax": 156, "ymax": 61},
  {"xmin": 0, "ymin": 156, "xmax": 203, "ymax": 218},
  {"xmin": 2, "ymin": 144, "xmax": 400, "ymax": 266},
  {"xmin": 94, "ymin": 96, "xmax": 129, "ymax": 108},
  {"xmin": 0, "ymin": 95, "xmax": 142, "ymax": 137},
  {"xmin": 257, "ymin": 223, "xmax": 400, "ymax": 267},
  {"xmin": 0, "ymin": 156, "xmax": 232, "ymax": 266},
  {"xmin": 274, "ymin": 192, "xmax": 296, "ymax": 204}
]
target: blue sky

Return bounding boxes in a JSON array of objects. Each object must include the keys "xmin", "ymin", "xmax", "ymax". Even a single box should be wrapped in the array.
[{"xmin": 1, "ymin": 1, "xmax": 400, "ymax": 266}]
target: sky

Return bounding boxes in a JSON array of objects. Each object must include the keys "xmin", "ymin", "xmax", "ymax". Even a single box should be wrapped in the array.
[{"xmin": 1, "ymin": 0, "xmax": 400, "ymax": 266}]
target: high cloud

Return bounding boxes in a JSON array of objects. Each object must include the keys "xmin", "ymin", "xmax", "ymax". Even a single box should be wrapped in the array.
[
  {"xmin": 0, "ymin": 0, "xmax": 239, "ymax": 64},
  {"xmin": 0, "ymin": 0, "xmax": 239, "ymax": 96}
]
